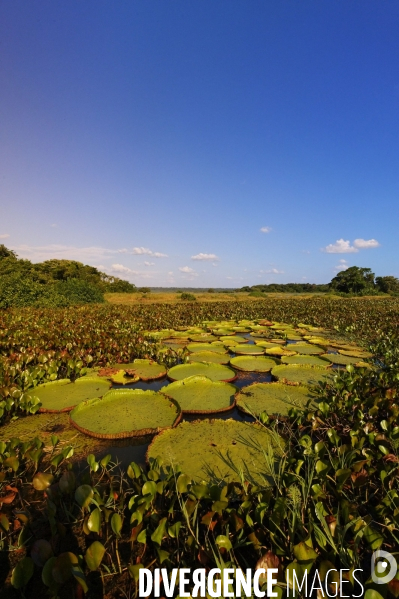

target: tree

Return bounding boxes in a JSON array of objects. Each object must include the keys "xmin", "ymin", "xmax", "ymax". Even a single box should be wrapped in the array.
[
  {"xmin": 375, "ymin": 276, "xmax": 399, "ymax": 295},
  {"xmin": 0, "ymin": 244, "xmax": 17, "ymax": 259},
  {"xmin": 329, "ymin": 266, "xmax": 375, "ymax": 294}
]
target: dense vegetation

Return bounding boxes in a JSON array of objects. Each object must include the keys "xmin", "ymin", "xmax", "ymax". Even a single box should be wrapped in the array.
[
  {"xmin": 1, "ymin": 298, "xmax": 399, "ymax": 598},
  {"xmin": 240, "ymin": 266, "xmax": 399, "ymax": 296},
  {"xmin": 0, "ymin": 245, "xmax": 136, "ymax": 308}
]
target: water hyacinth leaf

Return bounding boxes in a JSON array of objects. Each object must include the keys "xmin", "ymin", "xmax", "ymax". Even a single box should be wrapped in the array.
[
  {"xmin": 11, "ymin": 556, "xmax": 34, "ymax": 589},
  {"xmin": 75, "ymin": 484, "xmax": 94, "ymax": 508},
  {"xmin": 87, "ymin": 507, "xmax": 101, "ymax": 533},
  {"xmin": 168, "ymin": 362, "xmax": 236, "ymax": 382},
  {"xmin": 70, "ymin": 389, "xmax": 181, "ymax": 439},
  {"xmin": 142, "ymin": 480, "xmax": 157, "ymax": 497},
  {"xmin": 271, "ymin": 364, "xmax": 333, "ymax": 386},
  {"xmin": 87, "ymin": 453, "xmax": 99, "ymax": 472},
  {"xmin": 100, "ymin": 453, "xmax": 112, "ymax": 468},
  {"xmin": 229, "ymin": 356, "xmax": 278, "ymax": 372},
  {"xmin": 168, "ymin": 521, "xmax": 182, "ymax": 538},
  {"xmin": 35, "ymin": 378, "xmax": 111, "ymax": 413},
  {"xmin": 59, "ymin": 470, "xmax": 76, "ymax": 494},
  {"xmin": 127, "ymin": 461, "xmax": 141, "ymax": 479},
  {"xmin": 33, "ymin": 472, "xmax": 54, "ymax": 491},
  {"xmin": 42, "ymin": 557, "xmax": 58, "ymax": 589},
  {"xmin": 111, "ymin": 513, "xmax": 123, "ymax": 537},
  {"xmin": 363, "ymin": 525, "xmax": 384, "ymax": 550},
  {"xmin": 4, "ymin": 456, "xmax": 19, "ymax": 472},
  {"xmin": 148, "ymin": 420, "xmax": 284, "ymax": 484},
  {"xmin": 31, "ymin": 539, "xmax": 53, "ymax": 567},
  {"xmin": 52, "ymin": 552, "xmax": 79, "ymax": 584},
  {"xmin": 236, "ymin": 382, "xmax": 313, "ymax": 417},
  {"xmin": 151, "ymin": 517, "xmax": 167, "ymax": 545},
  {"xmin": 128, "ymin": 563, "xmax": 145, "ymax": 582},
  {"xmin": 176, "ymin": 473, "xmax": 191, "ymax": 493},
  {"xmin": 216, "ymin": 534, "xmax": 232, "ymax": 550},
  {"xmin": 165, "ymin": 376, "xmax": 236, "ymax": 413}
]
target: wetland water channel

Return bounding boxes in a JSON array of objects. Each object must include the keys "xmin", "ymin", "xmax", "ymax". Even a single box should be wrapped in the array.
[{"xmin": 97, "ymin": 334, "xmax": 339, "ymax": 469}]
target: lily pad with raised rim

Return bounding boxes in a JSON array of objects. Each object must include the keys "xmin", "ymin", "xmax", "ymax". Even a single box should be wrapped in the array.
[
  {"xmin": 168, "ymin": 363, "xmax": 237, "ymax": 382},
  {"xmin": 281, "ymin": 355, "xmax": 329, "ymax": 367},
  {"xmin": 220, "ymin": 335, "xmax": 248, "ymax": 344},
  {"xmin": 187, "ymin": 343, "xmax": 228, "ymax": 354},
  {"xmin": 147, "ymin": 419, "xmax": 284, "ymax": 484},
  {"xmin": 229, "ymin": 356, "xmax": 278, "ymax": 372},
  {"xmin": 36, "ymin": 378, "xmax": 112, "ymax": 413},
  {"xmin": 271, "ymin": 364, "xmax": 332, "ymax": 386},
  {"xmin": 321, "ymin": 353, "xmax": 362, "ymax": 366},
  {"xmin": 338, "ymin": 349, "xmax": 373, "ymax": 359},
  {"xmin": 285, "ymin": 343, "xmax": 324, "ymax": 355},
  {"xmin": 164, "ymin": 376, "xmax": 236, "ymax": 413},
  {"xmin": 188, "ymin": 352, "xmax": 230, "ymax": 365},
  {"xmin": 236, "ymin": 382, "xmax": 314, "ymax": 416},
  {"xmin": 228, "ymin": 345, "xmax": 265, "ymax": 356},
  {"xmin": 70, "ymin": 389, "xmax": 181, "ymax": 439},
  {"xmin": 109, "ymin": 359, "xmax": 166, "ymax": 381}
]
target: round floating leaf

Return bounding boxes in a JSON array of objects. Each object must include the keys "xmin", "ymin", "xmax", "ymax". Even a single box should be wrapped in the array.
[
  {"xmin": 220, "ymin": 335, "xmax": 248, "ymax": 344},
  {"xmin": 70, "ymin": 389, "xmax": 181, "ymax": 438},
  {"xmin": 187, "ymin": 343, "xmax": 228, "ymax": 354},
  {"xmin": 321, "ymin": 353, "xmax": 362, "ymax": 365},
  {"xmin": 85, "ymin": 541, "xmax": 106, "ymax": 571},
  {"xmin": 285, "ymin": 343, "xmax": 324, "ymax": 355},
  {"xmin": 168, "ymin": 363, "xmax": 236, "ymax": 383},
  {"xmin": 110, "ymin": 359, "xmax": 167, "ymax": 381},
  {"xmin": 35, "ymin": 378, "xmax": 111, "ymax": 413},
  {"xmin": 281, "ymin": 355, "xmax": 329, "ymax": 367},
  {"xmin": 147, "ymin": 419, "xmax": 285, "ymax": 484},
  {"xmin": 188, "ymin": 351, "xmax": 230, "ymax": 365},
  {"xmin": 31, "ymin": 539, "xmax": 53, "ymax": 567},
  {"xmin": 229, "ymin": 345, "xmax": 265, "ymax": 355},
  {"xmin": 11, "ymin": 556, "xmax": 34, "ymax": 589},
  {"xmin": 236, "ymin": 383, "xmax": 314, "ymax": 416},
  {"xmin": 229, "ymin": 356, "xmax": 278, "ymax": 372},
  {"xmin": 307, "ymin": 337, "xmax": 330, "ymax": 346},
  {"xmin": 254, "ymin": 341, "xmax": 283, "ymax": 349},
  {"xmin": 33, "ymin": 472, "xmax": 54, "ymax": 491},
  {"xmin": 165, "ymin": 376, "xmax": 236, "ymax": 413},
  {"xmin": 189, "ymin": 335, "xmax": 217, "ymax": 342},
  {"xmin": 271, "ymin": 364, "xmax": 333, "ymax": 386},
  {"xmin": 338, "ymin": 349, "xmax": 373, "ymax": 359},
  {"xmin": 265, "ymin": 347, "xmax": 297, "ymax": 357},
  {"xmin": 109, "ymin": 370, "xmax": 139, "ymax": 385},
  {"xmin": 212, "ymin": 329, "xmax": 236, "ymax": 336}
]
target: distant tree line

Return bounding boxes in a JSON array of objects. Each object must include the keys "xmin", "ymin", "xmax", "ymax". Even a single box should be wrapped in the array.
[
  {"xmin": 238, "ymin": 266, "xmax": 399, "ymax": 296},
  {"xmin": 0, "ymin": 245, "xmax": 136, "ymax": 308}
]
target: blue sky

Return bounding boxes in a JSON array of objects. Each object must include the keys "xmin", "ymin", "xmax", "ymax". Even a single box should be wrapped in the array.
[{"xmin": 1, "ymin": 1, "xmax": 398, "ymax": 287}]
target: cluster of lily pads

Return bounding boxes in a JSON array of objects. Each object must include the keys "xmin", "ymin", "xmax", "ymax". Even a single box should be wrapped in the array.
[{"xmin": 27, "ymin": 318, "xmax": 373, "ymax": 482}]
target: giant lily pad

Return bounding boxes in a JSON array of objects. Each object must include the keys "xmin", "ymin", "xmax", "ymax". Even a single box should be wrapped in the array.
[
  {"xmin": 168, "ymin": 363, "xmax": 236, "ymax": 382},
  {"xmin": 285, "ymin": 343, "xmax": 324, "ymax": 355},
  {"xmin": 220, "ymin": 335, "xmax": 248, "ymax": 344},
  {"xmin": 35, "ymin": 378, "xmax": 112, "ymax": 413},
  {"xmin": 229, "ymin": 345, "xmax": 265, "ymax": 355},
  {"xmin": 229, "ymin": 356, "xmax": 278, "ymax": 372},
  {"xmin": 271, "ymin": 364, "xmax": 332, "ymax": 386},
  {"xmin": 338, "ymin": 349, "xmax": 373, "ymax": 359},
  {"xmin": 187, "ymin": 343, "xmax": 228, "ymax": 354},
  {"xmin": 188, "ymin": 352, "xmax": 230, "ymax": 365},
  {"xmin": 164, "ymin": 376, "xmax": 236, "ymax": 413},
  {"xmin": 189, "ymin": 335, "xmax": 217, "ymax": 343},
  {"xmin": 147, "ymin": 419, "xmax": 284, "ymax": 484},
  {"xmin": 109, "ymin": 359, "xmax": 166, "ymax": 381},
  {"xmin": 265, "ymin": 347, "xmax": 297, "ymax": 357},
  {"xmin": 281, "ymin": 355, "xmax": 329, "ymax": 367},
  {"xmin": 321, "ymin": 353, "xmax": 364, "ymax": 366},
  {"xmin": 236, "ymin": 383, "xmax": 314, "ymax": 416},
  {"xmin": 70, "ymin": 389, "xmax": 181, "ymax": 439}
]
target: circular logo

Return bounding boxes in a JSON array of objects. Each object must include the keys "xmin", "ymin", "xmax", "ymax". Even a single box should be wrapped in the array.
[{"xmin": 371, "ymin": 550, "xmax": 397, "ymax": 584}]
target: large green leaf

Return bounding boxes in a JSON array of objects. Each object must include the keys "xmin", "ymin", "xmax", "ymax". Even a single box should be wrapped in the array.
[
  {"xmin": 228, "ymin": 344, "xmax": 265, "ymax": 355},
  {"xmin": 236, "ymin": 382, "xmax": 313, "ymax": 416},
  {"xmin": 187, "ymin": 343, "xmax": 228, "ymax": 354},
  {"xmin": 35, "ymin": 377, "xmax": 111, "ymax": 413},
  {"xmin": 281, "ymin": 354, "xmax": 329, "ymax": 366},
  {"xmin": 84, "ymin": 541, "xmax": 106, "ymax": 571},
  {"xmin": 147, "ymin": 419, "xmax": 285, "ymax": 484},
  {"xmin": 271, "ymin": 364, "xmax": 333, "ymax": 386},
  {"xmin": 11, "ymin": 557, "xmax": 34, "ymax": 589},
  {"xmin": 168, "ymin": 363, "xmax": 236, "ymax": 382},
  {"xmin": 285, "ymin": 343, "xmax": 324, "ymax": 355},
  {"xmin": 229, "ymin": 356, "xmax": 278, "ymax": 372},
  {"xmin": 110, "ymin": 359, "xmax": 167, "ymax": 381},
  {"xmin": 188, "ymin": 351, "xmax": 230, "ymax": 365},
  {"xmin": 70, "ymin": 389, "xmax": 181, "ymax": 438},
  {"xmin": 321, "ymin": 353, "xmax": 363, "ymax": 365},
  {"xmin": 165, "ymin": 376, "xmax": 236, "ymax": 413}
]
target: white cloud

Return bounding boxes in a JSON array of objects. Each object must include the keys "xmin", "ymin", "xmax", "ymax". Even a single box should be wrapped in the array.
[
  {"xmin": 321, "ymin": 239, "xmax": 359, "ymax": 254},
  {"xmin": 191, "ymin": 253, "xmax": 219, "ymax": 261},
  {"xmin": 179, "ymin": 266, "xmax": 195, "ymax": 273},
  {"xmin": 333, "ymin": 259, "xmax": 349, "ymax": 272},
  {"xmin": 131, "ymin": 247, "xmax": 168, "ymax": 258},
  {"xmin": 322, "ymin": 238, "xmax": 380, "ymax": 254},
  {"xmin": 11, "ymin": 244, "xmax": 123, "ymax": 262},
  {"xmin": 353, "ymin": 238, "xmax": 380, "ymax": 249},
  {"xmin": 212, "ymin": 262, "xmax": 218, "ymax": 267},
  {"xmin": 0, "ymin": 234, "xmax": 10, "ymax": 239},
  {"xmin": 261, "ymin": 268, "xmax": 284, "ymax": 274},
  {"xmin": 260, "ymin": 226, "xmax": 272, "ymax": 233},
  {"xmin": 144, "ymin": 261, "xmax": 155, "ymax": 266},
  {"xmin": 111, "ymin": 263, "xmax": 136, "ymax": 274}
]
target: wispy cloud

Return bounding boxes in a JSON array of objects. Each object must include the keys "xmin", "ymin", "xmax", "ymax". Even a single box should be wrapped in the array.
[
  {"xmin": 11, "ymin": 244, "xmax": 123, "ymax": 262},
  {"xmin": 179, "ymin": 266, "xmax": 195, "ymax": 273},
  {"xmin": 130, "ymin": 247, "xmax": 168, "ymax": 258},
  {"xmin": 260, "ymin": 226, "xmax": 272, "ymax": 233},
  {"xmin": 334, "ymin": 259, "xmax": 349, "ymax": 272},
  {"xmin": 260, "ymin": 268, "xmax": 284, "ymax": 274},
  {"xmin": 0, "ymin": 234, "xmax": 10, "ymax": 240},
  {"xmin": 353, "ymin": 238, "xmax": 380, "ymax": 249},
  {"xmin": 144, "ymin": 261, "xmax": 155, "ymax": 266},
  {"xmin": 111, "ymin": 263, "xmax": 137, "ymax": 274},
  {"xmin": 322, "ymin": 238, "xmax": 380, "ymax": 254},
  {"xmin": 191, "ymin": 253, "xmax": 219, "ymax": 261}
]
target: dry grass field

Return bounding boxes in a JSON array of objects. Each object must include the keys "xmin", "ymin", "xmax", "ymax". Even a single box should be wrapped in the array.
[{"xmin": 104, "ymin": 291, "xmax": 332, "ymax": 304}]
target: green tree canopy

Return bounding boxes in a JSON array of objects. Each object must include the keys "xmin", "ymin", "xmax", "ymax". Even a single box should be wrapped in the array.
[{"xmin": 329, "ymin": 266, "xmax": 375, "ymax": 294}]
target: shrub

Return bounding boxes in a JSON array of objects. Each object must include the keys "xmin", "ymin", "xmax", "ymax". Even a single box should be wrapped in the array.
[{"xmin": 180, "ymin": 292, "xmax": 196, "ymax": 301}]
